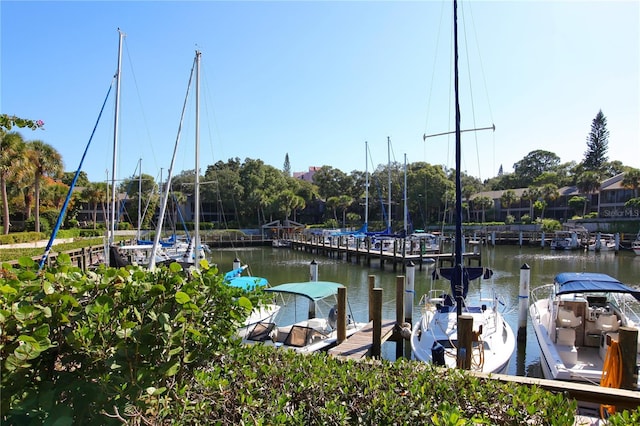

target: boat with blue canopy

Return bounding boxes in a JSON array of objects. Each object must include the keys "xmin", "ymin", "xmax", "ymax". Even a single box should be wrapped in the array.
[{"xmin": 530, "ymin": 272, "xmax": 640, "ymax": 387}]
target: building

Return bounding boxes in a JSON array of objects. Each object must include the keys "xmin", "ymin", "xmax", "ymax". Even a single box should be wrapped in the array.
[
  {"xmin": 469, "ymin": 173, "xmax": 638, "ymax": 222},
  {"xmin": 293, "ymin": 166, "xmax": 320, "ymax": 183}
]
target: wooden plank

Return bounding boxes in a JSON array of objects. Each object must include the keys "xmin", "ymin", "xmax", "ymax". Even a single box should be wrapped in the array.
[
  {"xmin": 471, "ymin": 371, "xmax": 640, "ymax": 411},
  {"xmin": 328, "ymin": 320, "xmax": 396, "ymax": 360}
]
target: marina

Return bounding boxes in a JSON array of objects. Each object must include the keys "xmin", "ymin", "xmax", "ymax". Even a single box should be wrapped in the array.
[{"xmin": 208, "ymin": 242, "xmax": 640, "ymax": 378}]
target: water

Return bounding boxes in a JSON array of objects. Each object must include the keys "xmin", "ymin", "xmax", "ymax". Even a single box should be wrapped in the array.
[{"xmin": 209, "ymin": 244, "xmax": 640, "ymax": 377}]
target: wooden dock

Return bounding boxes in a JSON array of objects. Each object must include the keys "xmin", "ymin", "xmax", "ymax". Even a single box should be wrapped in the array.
[
  {"xmin": 289, "ymin": 234, "xmax": 481, "ymax": 272},
  {"xmin": 328, "ymin": 319, "xmax": 396, "ymax": 359}
]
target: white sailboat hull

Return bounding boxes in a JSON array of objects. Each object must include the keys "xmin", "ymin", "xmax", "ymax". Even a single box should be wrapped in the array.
[{"xmin": 411, "ymin": 303, "xmax": 515, "ymax": 373}]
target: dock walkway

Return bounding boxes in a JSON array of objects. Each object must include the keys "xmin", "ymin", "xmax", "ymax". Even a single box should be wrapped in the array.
[{"xmin": 328, "ymin": 319, "xmax": 396, "ymax": 359}]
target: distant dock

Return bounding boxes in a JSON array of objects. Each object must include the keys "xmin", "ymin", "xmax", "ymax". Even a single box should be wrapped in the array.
[{"xmin": 288, "ymin": 234, "xmax": 481, "ymax": 272}]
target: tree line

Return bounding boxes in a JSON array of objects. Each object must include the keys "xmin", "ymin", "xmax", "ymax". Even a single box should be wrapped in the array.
[{"xmin": 2, "ymin": 110, "xmax": 639, "ymax": 235}]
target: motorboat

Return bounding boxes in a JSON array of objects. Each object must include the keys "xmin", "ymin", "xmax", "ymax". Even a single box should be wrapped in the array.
[
  {"xmin": 529, "ymin": 272, "xmax": 640, "ymax": 386},
  {"xmin": 587, "ymin": 234, "xmax": 616, "ymax": 252},
  {"xmin": 632, "ymin": 231, "xmax": 640, "ymax": 256},
  {"xmin": 224, "ymin": 266, "xmax": 281, "ymax": 333},
  {"xmin": 243, "ymin": 281, "xmax": 366, "ymax": 353},
  {"xmin": 550, "ymin": 231, "xmax": 580, "ymax": 250}
]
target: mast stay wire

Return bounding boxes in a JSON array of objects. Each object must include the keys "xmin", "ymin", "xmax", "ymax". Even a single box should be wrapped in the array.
[
  {"xmin": 460, "ymin": 0, "xmax": 496, "ymax": 182},
  {"xmin": 123, "ymin": 38, "xmax": 160, "ymax": 180}
]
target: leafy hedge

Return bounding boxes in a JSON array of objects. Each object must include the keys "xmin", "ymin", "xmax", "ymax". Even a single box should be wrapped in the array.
[
  {"xmin": 2, "ymin": 257, "xmax": 639, "ymax": 425},
  {"xmin": 0, "ymin": 232, "xmax": 46, "ymax": 245},
  {"xmin": 0, "ymin": 256, "xmax": 263, "ymax": 424},
  {"xmin": 187, "ymin": 346, "xmax": 579, "ymax": 425}
]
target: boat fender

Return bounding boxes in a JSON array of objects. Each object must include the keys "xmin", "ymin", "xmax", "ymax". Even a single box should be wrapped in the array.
[
  {"xmin": 432, "ymin": 342, "xmax": 445, "ymax": 366},
  {"xmin": 269, "ymin": 327, "xmax": 279, "ymax": 343},
  {"xmin": 400, "ymin": 322, "xmax": 412, "ymax": 340},
  {"xmin": 483, "ymin": 268, "xmax": 493, "ymax": 279},
  {"xmin": 328, "ymin": 305, "xmax": 338, "ymax": 330}
]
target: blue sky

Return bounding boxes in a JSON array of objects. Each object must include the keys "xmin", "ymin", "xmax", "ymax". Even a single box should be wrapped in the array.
[{"xmin": 2, "ymin": 1, "xmax": 638, "ymax": 184}]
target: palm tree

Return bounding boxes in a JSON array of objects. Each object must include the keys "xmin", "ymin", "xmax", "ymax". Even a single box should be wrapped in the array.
[
  {"xmin": 500, "ymin": 189, "xmax": 518, "ymax": 218},
  {"xmin": 81, "ymin": 182, "xmax": 107, "ymax": 229},
  {"xmin": 522, "ymin": 186, "xmax": 542, "ymax": 218},
  {"xmin": 540, "ymin": 183, "xmax": 559, "ymax": 219},
  {"xmin": 0, "ymin": 131, "xmax": 26, "ymax": 234},
  {"xmin": 622, "ymin": 168, "xmax": 640, "ymax": 198},
  {"xmin": 473, "ymin": 196, "xmax": 494, "ymax": 223},
  {"xmin": 576, "ymin": 171, "xmax": 601, "ymax": 216},
  {"xmin": 26, "ymin": 140, "xmax": 63, "ymax": 233},
  {"xmin": 337, "ymin": 195, "xmax": 353, "ymax": 228}
]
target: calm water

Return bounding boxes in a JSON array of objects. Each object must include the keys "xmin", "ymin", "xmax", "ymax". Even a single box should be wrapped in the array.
[{"xmin": 208, "ymin": 244, "xmax": 640, "ymax": 377}]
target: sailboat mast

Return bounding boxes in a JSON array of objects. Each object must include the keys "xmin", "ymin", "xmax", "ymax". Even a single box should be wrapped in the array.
[
  {"xmin": 137, "ymin": 158, "xmax": 142, "ymax": 241},
  {"xmin": 453, "ymin": 0, "xmax": 464, "ymax": 317},
  {"xmin": 109, "ymin": 29, "xmax": 124, "ymax": 251},
  {"xmin": 194, "ymin": 50, "xmax": 201, "ymax": 265},
  {"xmin": 404, "ymin": 153, "xmax": 408, "ymax": 235},
  {"xmin": 387, "ymin": 136, "xmax": 392, "ymax": 232},
  {"xmin": 365, "ymin": 141, "xmax": 369, "ymax": 227}
]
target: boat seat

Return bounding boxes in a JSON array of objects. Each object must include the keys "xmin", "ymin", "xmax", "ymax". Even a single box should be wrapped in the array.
[
  {"xmin": 557, "ymin": 308, "xmax": 582, "ymax": 328},
  {"xmin": 246, "ymin": 322, "xmax": 276, "ymax": 342},
  {"xmin": 556, "ymin": 327, "xmax": 576, "ymax": 346},
  {"xmin": 595, "ymin": 313, "xmax": 620, "ymax": 333},
  {"xmin": 283, "ymin": 325, "xmax": 314, "ymax": 348}
]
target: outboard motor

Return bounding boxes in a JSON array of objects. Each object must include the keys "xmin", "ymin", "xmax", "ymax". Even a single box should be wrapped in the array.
[{"xmin": 432, "ymin": 341, "xmax": 445, "ymax": 366}]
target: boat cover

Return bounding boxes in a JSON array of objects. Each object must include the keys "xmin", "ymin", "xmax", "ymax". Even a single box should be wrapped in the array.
[
  {"xmin": 224, "ymin": 266, "xmax": 268, "ymax": 290},
  {"xmin": 439, "ymin": 267, "xmax": 485, "ymax": 299},
  {"xmin": 555, "ymin": 272, "xmax": 640, "ymax": 300},
  {"xmin": 226, "ymin": 276, "xmax": 269, "ymax": 290},
  {"xmin": 265, "ymin": 281, "xmax": 344, "ymax": 301}
]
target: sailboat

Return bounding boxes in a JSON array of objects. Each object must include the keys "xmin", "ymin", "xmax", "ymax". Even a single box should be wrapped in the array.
[
  {"xmin": 148, "ymin": 50, "xmax": 205, "ymax": 269},
  {"xmin": 410, "ymin": 0, "xmax": 515, "ymax": 373}
]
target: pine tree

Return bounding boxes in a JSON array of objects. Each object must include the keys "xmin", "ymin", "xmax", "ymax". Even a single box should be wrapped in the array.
[
  {"xmin": 583, "ymin": 110, "xmax": 609, "ymax": 171},
  {"xmin": 283, "ymin": 153, "xmax": 291, "ymax": 177}
]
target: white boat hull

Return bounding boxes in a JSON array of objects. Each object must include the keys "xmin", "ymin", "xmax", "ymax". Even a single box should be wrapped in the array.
[
  {"xmin": 529, "ymin": 277, "xmax": 640, "ymax": 388},
  {"xmin": 411, "ymin": 303, "xmax": 515, "ymax": 373}
]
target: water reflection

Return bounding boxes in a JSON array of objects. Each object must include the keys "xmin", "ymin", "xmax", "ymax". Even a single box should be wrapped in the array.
[{"xmin": 209, "ymin": 244, "xmax": 640, "ymax": 378}]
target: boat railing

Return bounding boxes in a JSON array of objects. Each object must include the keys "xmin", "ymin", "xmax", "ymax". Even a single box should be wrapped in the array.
[
  {"xmin": 611, "ymin": 294, "xmax": 640, "ymax": 328},
  {"xmin": 530, "ymin": 284, "xmax": 555, "ymax": 319},
  {"xmin": 418, "ymin": 289, "xmax": 448, "ymax": 307}
]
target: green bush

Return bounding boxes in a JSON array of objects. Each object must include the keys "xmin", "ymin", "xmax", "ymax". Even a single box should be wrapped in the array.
[
  {"xmin": 40, "ymin": 210, "xmax": 60, "ymax": 231},
  {"xmin": 541, "ymin": 219, "xmax": 561, "ymax": 232},
  {"xmin": 24, "ymin": 217, "xmax": 51, "ymax": 234},
  {"xmin": 505, "ymin": 215, "xmax": 515, "ymax": 225},
  {"xmin": 0, "ymin": 232, "xmax": 45, "ymax": 245},
  {"xmin": 0, "ymin": 257, "xmax": 265, "ymax": 424},
  {"xmin": 520, "ymin": 214, "xmax": 532, "ymax": 224}
]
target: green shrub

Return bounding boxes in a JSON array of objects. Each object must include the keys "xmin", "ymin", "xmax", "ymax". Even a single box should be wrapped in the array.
[
  {"xmin": 521, "ymin": 214, "xmax": 532, "ymax": 224},
  {"xmin": 541, "ymin": 219, "xmax": 561, "ymax": 232},
  {"xmin": 24, "ymin": 217, "xmax": 51, "ymax": 234},
  {"xmin": 0, "ymin": 231, "xmax": 45, "ymax": 245},
  {"xmin": 0, "ymin": 257, "xmax": 265, "ymax": 424},
  {"xmin": 40, "ymin": 210, "xmax": 60, "ymax": 230},
  {"xmin": 505, "ymin": 215, "xmax": 515, "ymax": 225}
]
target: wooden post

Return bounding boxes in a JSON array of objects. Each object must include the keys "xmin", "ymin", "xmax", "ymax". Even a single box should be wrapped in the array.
[
  {"xmin": 619, "ymin": 327, "xmax": 639, "ymax": 390},
  {"xmin": 81, "ymin": 247, "xmax": 87, "ymax": 271},
  {"xmin": 396, "ymin": 275, "xmax": 405, "ymax": 360},
  {"xmin": 457, "ymin": 314, "xmax": 473, "ymax": 369},
  {"xmin": 372, "ymin": 287, "xmax": 382, "ymax": 358},
  {"xmin": 337, "ymin": 286, "xmax": 347, "ymax": 344},
  {"xmin": 368, "ymin": 275, "xmax": 376, "ymax": 322}
]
